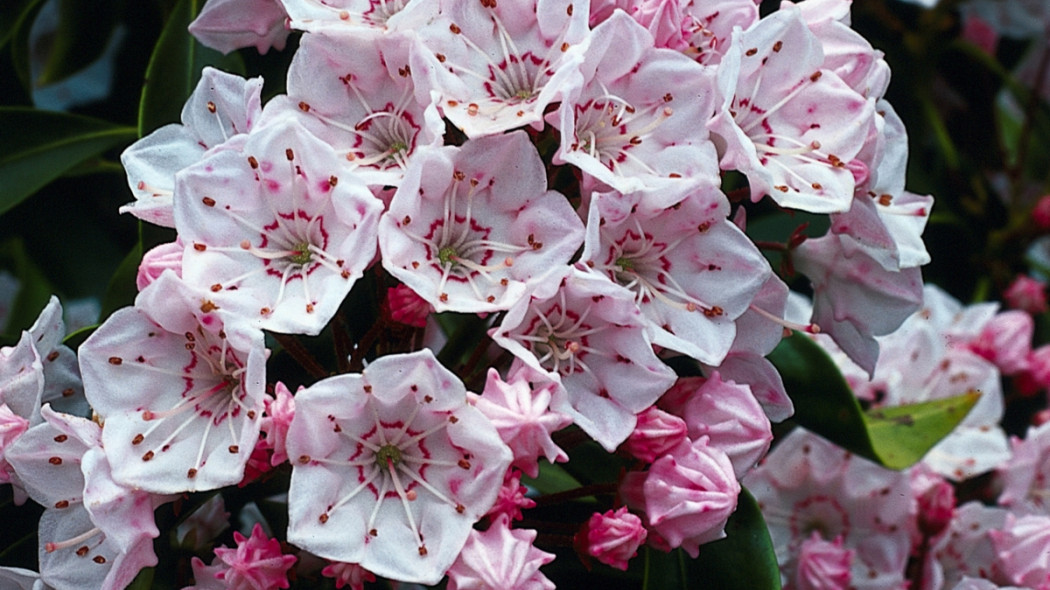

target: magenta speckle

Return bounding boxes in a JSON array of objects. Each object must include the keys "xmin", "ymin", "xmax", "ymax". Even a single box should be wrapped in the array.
[{"xmin": 266, "ymin": 180, "xmax": 281, "ymax": 192}]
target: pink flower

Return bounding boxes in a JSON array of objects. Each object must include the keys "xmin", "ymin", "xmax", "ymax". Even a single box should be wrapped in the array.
[
  {"xmin": 212, "ymin": 524, "xmax": 297, "ymax": 590},
  {"xmin": 0, "ymin": 404, "xmax": 28, "ymax": 486},
  {"xmin": 260, "ymin": 382, "xmax": 296, "ymax": 466},
  {"xmin": 549, "ymin": 11, "xmax": 721, "ymax": 208},
  {"xmin": 471, "ymin": 368, "xmax": 571, "ymax": 478},
  {"xmin": 580, "ymin": 189, "xmax": 770, "ymax": 365},
  {"xmin": 682, "ymin": 0, "xmax": 760, "ymax": 66},
  {"xmin": 926, "ymin": 502, "xmax": 1008, "ymax": 589},
  {"xmin": 579, "ymin": 506, "xmax": 647, "ymax": 571},
  {"xmin": 794, "ymin": 533, "xmax": 852, "ymax": 590},
  {"xmin": 384, "ymin": 284, "xmax": 433, "ymax": 329},
  {"xmin": 486, "ymin": 469, "xmax": 537, "ymax": 522},
  {"xmin": 188, "ymin": 0, "xmax": 290, "ymax": 55},
  {"xmin": 968, "ymin": 310, "xmax": 1034, "ymax": 375},
  {"xmin": 414, "ymin": 0, "xmax": 589, "ymax": 137},
  {"xmin": 321, "ymin": 561, "xmax": 376, "ymax": 590},
  {"xmin": 446, "ymin": 514, "xmax": 555, "ymax": 590},
  {"xmin": 175, "ymin": 115, "xmax": 383, "ymax": 335},
  {"xmin": 6, "ymin": 406, "xmax": 167, "ymax": 590},
  {"xmin": 78, "ymin": 272, "xmax": 269, "ymax": 493},
  {"xmin": 621, "ymin": 406, "xmax": 687, "ymax": 464},
  {"xmin": 744, "ymin": 428, "xmax": 915, "ymax": 588},
  {"xmin": 492, "ymin": 268, "xmax": 677, "ymax": 451},
  {"xmin": 1004, "ymin": 274, "xmax": 1048, "ymax": 315},
  {"xmin": 136, "ymin": 239, "xmax": 184, "ymax": 291},
  {"xmin": 997, "ymin": 421, "xmax": 1050, "ymax": 514},
  {"xmin": 707, "ymin": 6, "xmax": 874, "ymax": 213},
  {"xmin": 283, "ymin": 30, "xmax": 444, "ymax": 188},
  {"xmin": 379, "ymin": 132, "xmax": 584, "ymax": 313},
  {"xmin": 990, "ymin": 513, "xmax": 1050, "ymax": 588},
  {"xmin": 1033, "ymin": 195, "xmax": 1050, "ymax": 230},
  {"xmin": 120, "ymin": 67, "xmax": 263, "ymax": 228},
  {"xmin": 624, "ymin": 438, "xmax": 739, "ymax": 557},
  {"xmin": 674, "ymin": 373, "xmax": 772, "ymax": 477},
  {"xmin": 285, "ymin": 350, "xmax": 512, "ymax": 584}
]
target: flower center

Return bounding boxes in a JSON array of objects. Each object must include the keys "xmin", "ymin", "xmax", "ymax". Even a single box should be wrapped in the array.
[
  {"xmin": 288, "ymin": 241, "xmax": 312, "ymax": 265},
  {"xmin": 375, "ymin": 443, "xmax": 402, "ymax": 468}
]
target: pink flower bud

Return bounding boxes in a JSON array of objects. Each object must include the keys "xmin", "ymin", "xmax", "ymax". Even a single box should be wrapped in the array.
[
  {"xmin": 794, "ymin": 533, "xmax": 852, "ymax": 590},
  {"xmin": 1034, "ymin": 195, "xmax": 1050, "ymax": 230},
  {"xmin": 917, "ymin": 478, "xmax": 955, "ymax": 538},
  {"xmin": 1004, "ymin": 275, "xmax": 1048, "ymax": 315},
  {"xmin": 321, "ymin": 561, "xmax": 376, "ymax": 590},
  {"xmin": 383, "ymin": 284, "xmax": 433, "ymax": 328},
  {"xmin": 135, "ymin": 240, "xmax": 183, "ymax": 291},
  {"xmin": 579, "ymin": 506, "xmax": 647, "ymax": 571},
  {"xmin": 968, "ymin": 310, "xmax": 1034, "ymax": 375},
  {"xmin": 621, "ymin": 406, "xmax": 687, "ymax": 463},
  {"xmin": 486, "ymin": 469, "xmax": 537, "ymax": 522},
  {"xmin": 213, "ymin": 523, "xmax": 297, "ymax": 590}
]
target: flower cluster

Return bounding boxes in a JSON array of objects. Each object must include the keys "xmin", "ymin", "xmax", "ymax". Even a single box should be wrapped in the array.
[{"xmin": 0, "ymin": 0, "xmax": 936, "ymax": 588}]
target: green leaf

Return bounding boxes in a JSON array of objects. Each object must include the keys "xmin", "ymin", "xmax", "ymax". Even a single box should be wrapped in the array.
[
  {"xmin": 769, "ymin": 331, "xmax": 981, "ymax": 470},
  {"xmin": 767, "ymin": 331, "xmax": 879, "ymax": 461},
  {"xmin": 99, "ymin": 239, "xmax": 143, "ymax": 318},
  {"xmin": 644, "ymin": 487, "xmax": 781, "ymax": 590},
  {"xmin": 0, "ymin": 107, "xmax": 137, "ymax": 215},
  {"xmin": 0, "ymin": 0, "xmax": 36, "ymax": 50},
  {"xmin": 8, "ymin": 0, "xmax": 45, "ymax": 94},
  {"xmin": 522, "ymin": 461, "xmax": 583, "ymax": 496},
  {"xmin": 35, "ymin": 0, "xmax": 118, "ymax": 86},
  {"xmin": 137, "ymin": 0, "xmax": 245, "ymax": 136},
  {"xmin": 864, "ymin": 391, "xmax": 981, "ymax": 470}
]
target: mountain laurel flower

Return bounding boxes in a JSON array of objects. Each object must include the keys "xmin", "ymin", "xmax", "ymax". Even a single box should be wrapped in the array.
[
  {"xmin": 260, "ymin": 382, "xmax": 296, "ymax": 466},
  {"xmin": 682, "ymin": 0, "xmax": 760, "ymax": 66},
  {"xmin": 321, "ymin": 561, "xmax": 376, "ymax": 590},
  {"xmin": 120, "ymin": 67, "xmax": 262, "ymax": 228},
  {"xmin": 578, "ymin": 506, "xmax": 647, "ymax": 571},
  {"xmin": 175, "ymin": 115, "xmax": 383, "ymax": 335},
  {"xmin": 471, "ymin": 367, "xmax": 571, "ymax": 478},
  {"xmin": 486, "ymin": 468, "xmax": 537, "ymax": 522},
  {"xmin": 136, "ymin": 239, "xmax": 184, "ymax": 291},
  {"xmin": 580, "ymin": 189, "xmax": 770, "ymax": 365},
  {"xmin": 990, "ymin": 513, "xmax": 1050, "ymax": 589},
  {"xmin": 78, "ymin": 272, "xmax": 268, "ymax": 494},
  {"xmin": 283, "ymin": 30, "xmax": 445, "ymax": 188},
  {"xmin": 188, "ymin": 0, "xmax": 290, "ymax": 55},
  {"xmin": 1004, "ymin": 274, "xmax": 1049, "ymax": 315},
  {"xmin": 622, "ymin": 437, "xmax": 740, "ymax": 557},
  {"xmin": 414, "ymin": 0, "xmax": 588, "ymax": 137},
  {"xmin": 286, "ymin": 349, "xmax": 512, "ymax": 585},
  {"xmin": 620, "ymin": 406, "xmax": 687, "ymax": 464},
  {"xmin": 279, "ymin": 0, "xmax": 437, "ymax": 33},
  {"xmin": 212, "ymin": 523, "xmax": 297, "ymax": 590},
  {"xmin": 492, "ymin": 268, "xmax": 677, "ymax": 451},
  {"xmin": 445, "ymin": 514, "xmax": 556, "ymax": 590},
  {"xmin": 794, "ymin": 533, "xmax": 853, "ymax": 590},
  {"xmin": 707, "ymin": 6, "xmax": 874, "ymax": 213},
  {"xmin": 549, "ymin": 11, "xmax": 721, "ymax": 208},
  {"xmin": 379, "ymin": 131, "xmax": 584, "ymax": 313},
  {"xmin": 6, "ymin": 406, "xmax": 167, "ymax": 590}
]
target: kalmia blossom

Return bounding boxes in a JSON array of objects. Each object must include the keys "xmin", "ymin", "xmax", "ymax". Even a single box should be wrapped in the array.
[
  {"xmin": 997, "ymin": 421, "xmax": 1050, "ymax": 514},
  {"xmin": 681, "ymin": 0, "xmax": 760, "ymax": 66},
  {"xmin": 620, "ymin": 405, "xmax": 687, "ymax": 463},
  {"xmin": 210, "ymin": 523, "xmax": 297, "ymax": 590},
  {"xmin": 621, "ymin": 437, "xmax": 740, "ymax": 557},
  {"xmin": 1004, "ymin": 274, "xmax": 1048, "ymax": 314},
  {"xmin": 136, "ymin": 239, "xmax": 184, "ymax": 291},
  {"xmin": 285, "ymin": 349, "xmax": 512, "ymax": 584},
  {"xmin": 492, "ymin": 268, "xmax": 677, "ymax": 450},
  {"xmin": 793, "ymin": 232, "xmax": 923, "ymax": 375},
  {"xmin": 672, "ymin": 373, "xmax": 772, "ymax": 478},
  {"xmin": 744, "ymin": 427, "xmax": 915, "ymax": 589},
  {"xmin": 188, "ymin": 0, "xmax": 291, "ymax": 55},
  {"xmin": 78, "ymin": 272, "xmax": 268, "ymax": 493},
  {"xmin": 550, "ymin": 11, "xmax": 721, "ymax": 207},
  {"xmin": 793, "ymin": 533, "xmax": 852, "ymax": 590},
  {"xmin": 445, "ymin": 514, "xmax": 556, "ymax": 590},
  {"xmin": 120, "ymin": 67, "xmax": 262, "ymax": 228},
  {"xmin": 282, "ymin": 30, "xmax": 444, "ymax": 188},
  {"xmin": 578, "ymin": 506, "xmax": 647, "ymax": 571},
  {"xmin": 278, "ymin": 0, "xmax": 436, "ymax": 33},
  {"xmin": 925, "ymin": 502, "xmax": 1009, "ymax": 589},
  {"xmin": 379, "ymin": 131, "xmax": 584, "ymax": 313},
  {"xmin": 383, "ymin": 283, "xmax": 433, "ymax": 328},
  {"xmin": 321, "ymin": 561, "xmax": 376, "ymax": 590},
  {"xmin": 414, "ymin": 0, "xmax": 589, "ymax": 137},
  {"xmin": 486, "ymin": 469, "xmax": 537, "ymax": 522},
  {"xmin": 175, "ymin": 115, "xmax": 383, "ymax": 335},
  {"xmin": 6, "ymin": 405, "xmax": 166, "ymax": 590},
  {"xmin": 260, "ymin": 382, "xmax": 296, "ymax": 466},
  {"xmin": 989, "ymin": 513, "xmax": 1050, "ymax": 588},
  {"xmin": 580, "ymin": 189, "xmax": 771, "ymax": 365},
  {"xmin": 707, "ymin": 5, "xmax": 875, "ymax": 213},
  {"xmin": 470, "ymin": 367, "xmax": 571, "ymax": 478}
]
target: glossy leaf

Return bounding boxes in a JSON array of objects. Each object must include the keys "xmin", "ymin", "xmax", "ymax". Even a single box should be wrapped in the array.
[
  {"xmin": 644, "ymin": 487, "xmax": 781, "ymax": 590},
  {"xmin": 767, "ymin": 331, "xmax": 878, "ymax": 460},
  {"xmin": 35, "ymin": 0, "xmax": 118, "ymax": 86},
  {"xmin": 137, "ymin": 0, "xmax": 244, "ymax": 136},
  {"xmin": 770, "ymin": 331, "xmax": 981, "ymax": 470},
  {"xmin": 99, "ymin": 238, "xmax": 143, "ymax": 319},
  {"xmin": 8, "ymin": 0, "xmax": 45, "ymax": 95},
  {"xmin": 0, "ymin": 107, "xmax": 136, "ymax": 215},
  {"xmin": 864, "ymin": 391, "xmax": 981, "ymax": 470}
]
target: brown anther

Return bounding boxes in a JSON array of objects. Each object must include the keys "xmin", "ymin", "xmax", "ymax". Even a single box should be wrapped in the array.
[
  {"xmin": 561, "ymin": 42, "xmax": 570, "ymax": 52},
  {"xmin": 132, "ymin": 434, "xmax": 144, "ymax": 445},
  {"xmin": 449, "ymin": 23, "xmax": 461, "ymax": 34},
  {"xmin": 108, "ymin": 357, "xmax": 122, "ymax": 365},
  {"xmin": 142, "ymin": 451, "xmax": 154, "ymax": 461},
  {"xmin": 319, "ymin": 513, "xmax": 329, "ymax": 523},
  {"xmin": 187, "ymin": 468, "xmax": 198, "ymax": 478},
  {"xmin": 773, "ymin": 41, "xmax": 783, "ymax": 52},
  {"xmin": 200, "ymin": 300, "xmax": 218, "ymax": 313},
  {"xmin": 210, "ymin": 284, "xmax": 222, "ymax": 292},
  {"xmin": 456, "ymin": 503, "xmax": 465, "ymax": 513},
  {"xmin": 298, "ymin": 455, "xmax": 311, "ymax": 464},
  {"xmin": 194, "ymin": 243, "xmax": 207, "ymax": 252},
  {"xmin": 47, "ymin": 350, "xmax": 60, "ymax": 362},
  {"xmin": 285, "ymin": 148, "xmax": 295, "ymax": 161},
  {"xmin": 55, "ymin": 500, "xmax": 69, "ymax": 508},
  {"xmin": 207, "ymin": 101, "xmax": 217, "ymax": 113},
  {"xmin": 54, "ymin": 434, "xmax": 68, "ymax": 443},
  {"xmin": 329, "ymin": 175, "xmax": 338, "ymax": 187},
  {"xmin": 48, "ymin": 456, "xmax": 62, "ymax": 465},
  {"xmin": 298, "ymin": 101, "xmax": 310, "ymax": 112},
  {"xmin": 93, "ymin": 556, "xmax": 106, "ymax": 564},
  {"xmin": 248, "ymin": 156, "xmax": 259, "ymax": 169},
  {"xmin": 229, "ymin": 445, "xmax": 240, "ymax": 453},
  {"xmin": 745, "ymin": 47, "xmax": 758, "ymax": 56},
  {"xmin": 76, "ymin": 547, "xmax": 90, "ymax": 557},
  {"xmin": 810, "ymin": 71, "xmax": 822, "ymax": 82},
  {"xmin": 364, "ymin": 385, "xmax": 373, "ymax": 393},
  {"xmin": 458, "ymin": 458, "xmax": 471, "ymax": 469},
  {"xmin": 418, "ymin": 545, "xmax": 428, "ymax": 556}
]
